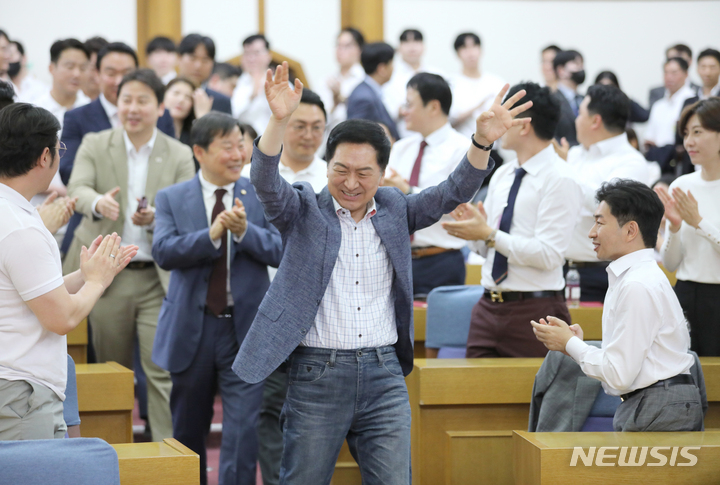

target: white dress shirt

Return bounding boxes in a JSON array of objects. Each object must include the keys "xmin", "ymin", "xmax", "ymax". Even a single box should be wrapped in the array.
[
  {"xmin": 198, "ymin": 171, "xmax": 247, "ymax": 306},
  {"xmin": 469, "ymin": 145, "xmax": 583, "ymax": 291},
  {"xmin": 449, "ymin": 71, "xmax": 505, "ymax": 138},
  {"xmin": 661, "ymin": 171, "xmax": 720, "ymax": 284},
  {"xmin": 33, "ymin": 89, "xmax": 90, "ymax": 136},
  {"xmin": 698, "ymin": 82, "xmax": 720, "ymax": 100},
  {"xmin": 242, "ymin": 156, "xmax": 327, "ymax": 193},
  {"xmin": 318, "ymin": 63, "xmax": 366, "ymax": 132},
  {"xmin": 15, "ymin": 75, "xmax": 48, "ymax": 103},
  {"xmin": 303, "ymin": 198, "xmax": 398, "ymax": 349},
  {"xmin": 566, "ymin": 133, "xmax": 659, "ymax": 262},
  {"xmin": 121, "ymin": 130, "xmax": 156, "ymax": 261},
  {"xmin": 566, "ymin": 248, "xmax": 693, "ymax": 396},
  {"xmin": 99, "ymin": 93, "xmax": 121, "ymax": 128},
  {"xmin": 161, "ymin": 71, "xmax": 177, "ymax": 85},
  {"xmin": 232, "ymin": 72, "xmax": 272, "ymax": 136},
  {"xmin": 0, "ymin": 183, "xmax": 66, "ymax": 399},
  {"xmin": 388, "ymin": 123, "xmax": 469, "ymax": 249},
  {"xmin": 644, "ymin": 84, "xmax": 696, "ymax": 146}
]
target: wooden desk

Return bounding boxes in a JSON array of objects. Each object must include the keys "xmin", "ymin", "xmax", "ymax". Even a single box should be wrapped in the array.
[
  {"xmin": 465, "ymin": 264, "xmax": 482, "ymax": 285},
  {"xmin": 76, "ymin": 362, "xmax": 134, "ymax": 443},
  {"xmin": 67, "ymin": 318, "xmax": 88, "ymax": 364},
  {"xmin": 513, "ymin": 430, "xmax": 720, "ymax": 485},
  {"xmin": 569, "ymin": 305, "xmax": 603, "ymax": 341},
  {"xmin": 112, "ymin": 438, "xmax": 199, "ymax": 485},
  {"xmin": 407, "ymin": 357, "xmax": 720, "ymax": 485},
  {"xmin": 414, "ymin": 302, "xmax": 427, "ymax": 358}
]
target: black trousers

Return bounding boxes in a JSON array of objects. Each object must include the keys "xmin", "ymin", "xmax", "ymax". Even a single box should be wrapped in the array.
[
  {"xmin": 411, "ymin": 249, "xmax": 465, "ymax": 297},
  {"xmin": 675, "ymin": 279, "xmax": 720, "ymax": 356}
]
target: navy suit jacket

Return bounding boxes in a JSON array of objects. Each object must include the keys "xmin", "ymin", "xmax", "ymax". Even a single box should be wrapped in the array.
[
  {"xmin": 232, "ymin": 144, "xmax": 494, "ymax": 384},
  {"xmin": 552, "ymin": 91, "xmax": 578, "ymax": 147},
  {"xmin": 151, "ymin": 174, "xmax": 283, "ymax": 374},
  {"xmin": 346, "ymin": 80, "xmax": 400, "ymax": 140},
  {"xmin": 60, "ymin": 98, "xmax": 175, "ymax": 184},
  {"xmin": 206, "ymin": 87, "xmax": 232, "ymax": 115}
]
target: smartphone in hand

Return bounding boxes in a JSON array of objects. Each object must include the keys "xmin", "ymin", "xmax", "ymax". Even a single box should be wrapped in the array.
[{"xmin": 136, "ymin": 196, "xmax": 148, "ymax": 212}]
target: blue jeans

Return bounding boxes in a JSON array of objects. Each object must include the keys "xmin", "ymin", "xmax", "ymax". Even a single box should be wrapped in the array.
[{"xmin": 279, "ymin": 346, "xmax": 411, "ymax": 485}]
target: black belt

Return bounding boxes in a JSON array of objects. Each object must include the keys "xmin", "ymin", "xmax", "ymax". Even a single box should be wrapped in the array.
[
  {"xmin": 621, "ymin": 374, "xmax": 696, "ymax": 401},
  {"xmin": 569, "ymin": 261, "xmax": 608, "ymax": 269},
  {"xmin": 125, "ymin": 261, "xmax": 154, "ymax": 270},
  {"xmin": 204, "ymin": 306, "xmax": 234, "ymax": 318},
  {"xmin": 483, "ymin": 289, "xmax": 564, "ymax": 303}
]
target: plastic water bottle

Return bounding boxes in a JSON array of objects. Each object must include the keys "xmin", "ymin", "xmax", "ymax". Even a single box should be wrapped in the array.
[{"xmin": 565, "ymin": 262, "xmax": 581, "ymax": 308}]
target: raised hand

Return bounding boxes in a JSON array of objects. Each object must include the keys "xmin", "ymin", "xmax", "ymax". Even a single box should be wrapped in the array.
[
  {"xmin": 654, "ymin": 186, "xmax": 682, "ymax": 232},
  {"xmin": 673, "ymin": 188, "xmax": 702, "ymax": 229},
  {"xmin": 193, "ymin": 88, "xmax": 213, "ymax": 119},
  {"xmin": 474, "ymin": 84, "xmax": 533, "ymax": 145},
  {"xmin": 265, "ymin": 61, "xmax": 303, "ymax": 121},
  {"xmin": 552, "ymin": 137, "xmax": 570, "ymax": 161}
]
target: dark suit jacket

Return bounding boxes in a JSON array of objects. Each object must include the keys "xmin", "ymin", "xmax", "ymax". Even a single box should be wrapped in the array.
[
  {"xmin": 346, "ymin": 80, "xmax": 400, "ymax": 140},
  {"xmin": 151, "ymin": 174, "xmax": 283, "ymax": 374},
  {"xmin": 206, "ymin": 87, "xmax": 232, "ymax": 115},
  {"xmin": 60, "ymin": 98, "xmax": 175, "ymax": 185},
  {"xmin": 552, "ymin": 91, "xmax": 578, "ymax": 146}
]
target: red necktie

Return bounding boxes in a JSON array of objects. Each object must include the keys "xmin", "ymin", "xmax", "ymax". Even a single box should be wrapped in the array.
[
  {"xmin": 408, "ymin": 140, "xmax": 428, "ymax": 188},
  {"xmin": 206, "ymin": 189, "xmax": 227, "ymax": 315}
]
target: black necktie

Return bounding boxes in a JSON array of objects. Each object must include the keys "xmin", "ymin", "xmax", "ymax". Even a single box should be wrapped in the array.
[
  {"xmin": 206, "ymin": 189, "xmax": 227, "ymax": 315},
  {"xmin": 491, "ymin": 168, "xmax": 527, "ymax": 285}
]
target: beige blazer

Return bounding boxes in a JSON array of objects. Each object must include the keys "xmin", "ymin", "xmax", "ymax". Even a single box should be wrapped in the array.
[{"xmin": 64, "ymin": 128, "xmax": 195, "ymax": 290}]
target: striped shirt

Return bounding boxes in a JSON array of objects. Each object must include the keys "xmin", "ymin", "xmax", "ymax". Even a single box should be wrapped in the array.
[{"xmin": 302, "ymin": 197, "xmax": 398, "ymax": 349}]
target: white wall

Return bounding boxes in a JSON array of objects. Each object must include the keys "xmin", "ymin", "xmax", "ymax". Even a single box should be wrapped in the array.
[
  {"xmin": 182, "ymin": 0, "xmax": 258, "ymax": 61},
  {"xmin": 3, "ymin": 0, "xmax": 136, "ymax": 85},
  {"xmin": 385, "ymin": 0, "xmax": 720, "ymax": 106}
]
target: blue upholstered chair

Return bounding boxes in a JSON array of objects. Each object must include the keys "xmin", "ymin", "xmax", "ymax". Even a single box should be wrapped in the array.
[
  {"xmin": 0, "ymin": 438, "xmax": 120, "ymax": 485},
  {"xmin": 425, "ymin": 285, "xmax": 483, "ymax": 358}
]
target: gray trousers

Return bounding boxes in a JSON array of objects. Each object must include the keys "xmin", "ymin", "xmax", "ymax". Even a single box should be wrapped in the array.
[
  {"xmin": 0, "ymin": 379, "xmax": 66, "ymax": 440},
  {"xmin": 614, "ymin": 382, "xmax": 704, "ymax": 432}
]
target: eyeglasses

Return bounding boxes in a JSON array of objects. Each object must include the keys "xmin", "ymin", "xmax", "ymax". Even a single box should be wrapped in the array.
[{"xmin": 57, "ymin": 141, "xmax": 67, "ymax": 159}]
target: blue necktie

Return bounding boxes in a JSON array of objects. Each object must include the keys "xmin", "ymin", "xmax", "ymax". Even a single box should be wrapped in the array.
[{"xmin": 491, "ymin": 167, "xmax": 527, "ymax": 285}]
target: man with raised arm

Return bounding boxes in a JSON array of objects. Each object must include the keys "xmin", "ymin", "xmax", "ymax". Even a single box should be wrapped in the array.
[{"xmin": 232, "ymin": 62, "xmax": 531, "ymax": 484}]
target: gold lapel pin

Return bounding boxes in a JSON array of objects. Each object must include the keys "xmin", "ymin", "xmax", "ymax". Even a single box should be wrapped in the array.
[{"xmin": 240, "ymin": 189, "xmax": 247, "ymax": 195}]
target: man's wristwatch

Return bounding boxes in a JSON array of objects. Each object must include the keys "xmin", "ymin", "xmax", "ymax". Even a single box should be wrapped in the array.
[
  {"xmin": 485, "ymin": 229, "xmax": 498, "ymax": 248},
  {"xmin": 471, "ymin": 134, "xmax": 493, "ymax": 151}
]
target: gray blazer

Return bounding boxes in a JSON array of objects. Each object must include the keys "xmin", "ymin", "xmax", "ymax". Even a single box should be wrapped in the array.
[{"xmin": 232, "ymin": 144, "xmax": 494, "ymax": 384}]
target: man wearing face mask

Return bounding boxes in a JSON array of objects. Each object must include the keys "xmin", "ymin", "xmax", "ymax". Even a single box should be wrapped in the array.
[
  {"xmin": 552, "ymin": 50, "xmax": 585, "ymax": 147},
  {"xmin": 8, "ymin": 41, "xmax": 48, "ymax": 104}
]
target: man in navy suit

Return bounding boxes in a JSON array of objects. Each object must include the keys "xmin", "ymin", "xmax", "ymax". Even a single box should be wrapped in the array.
[
  {"xmin": 347, "ymin": 42, "xmax": 401, "ymax": 141},
  {"xmin": 177, "ymin": 34, "xmax": 233, "ymax": 115},
  {"xmin": 233, "ymin": 62, "xmax": 531, "ymax": 485},
  {"xmin": 152, "ymin": 113, "xmax": 282, "ymax": 485}
]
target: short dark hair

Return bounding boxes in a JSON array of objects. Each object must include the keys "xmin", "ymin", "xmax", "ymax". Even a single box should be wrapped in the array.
[
  {"xmin": 586, "ymin": 84, "xmax": 630, "ymax": 134},
  {"xmin": 179, "ymin": 34, "xmax": 216, "ymax": 60},
  {"xmin": 242, "ymin": 34, "xmax": 270, "ymax": 50},
  {"xmin": 400, "ymin": 29, "xmax": 423, "ymax": 42},
  {"xmin": 667, "ymin": 43, "xmax": 692, "ymax": 59},
  {"xmin": 360, "ymin": 42, "xmax": 395, "ymax": 75},
  {"xmin": 594, "ymin": 70, "xmax": 620, "ymax": 89},
  {"xmin": 300, "ymin": 88, "xmax": 327, "ymax": 121},
  {"xmin": 117, "ymin": 68, "xmax": 165, "ymax": 104},
  {"xmin": 97, "ymin": 42, "xmax": 138, "ymax": 70},
  {"xmin": 84, "ymin": 36, "xmax": 108, "ymax": 56},
  {"xmin": 50, "ymin": 38, "xmax": 89, "ymax": 64},
  {"xmin": 505, "ymin": 82, "xmax": 559, "ymax": 141},
  {"xmin": 666, "ymin": 56, "xmax": 689, "ymax": 73},
  {"xmin": 454, "ymin": 33, "xmax": 481, "ymax": 51},
  {"xmin": 191, "ymin": 112, "xmax": 243, "ymax": 150},
  {"xmin": 326, "ymin": 119, "xmax": 391, "ymax": 171},
  {"xmin": 165, "ymin": 77, "xmax": 197, "ymax": 134},
  {"xmin": 595, "ymin": 179, "xmax": 664, "ymax": 249},
  {"xmin": 11, "ymin": 40, "xmax": 24, "ymax": 57},
  {"xmin": 339, "ymin": 28, "xmax": 365, "ymax": 48},
  {"xmin": 239, "ymin": 123, "xmax": 257, "ymax": 140},
  {"xmin": 212, "ymin": 62, "xmax": 241, "ymax": 80},
  {"xmin": 697, "ymin": 48, "xmax": 720, "ymax": 65},
  {"xmin": 553, "ymin": 50, "xmax": 582, "ymax": 72},
  {"xmin": 0, "ymin": 103, "xmax": 61, "ymax": 177},
  {"xmin": 0, "ymin": 81, "xmax": 16, "ymax": 111},
  {"xmin": 146, "ymin": 36, "xmax": 177, "ymax": 55},
  {"xmin": 678, "ymin": 97, "xmax": 720, "ymax": 136},
  {"xmin": 407, "ymin": 72, "xmax": 452, "ymax": 116},
  {"xmin": 542, "ymin": 44, "xmax": 561, "ymax": 54}
]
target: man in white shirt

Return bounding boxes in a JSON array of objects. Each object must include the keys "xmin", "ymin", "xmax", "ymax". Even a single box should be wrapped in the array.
[
  {"xmin": 384, "ymin": 73, "xmax": 470, "ymax": 295},
  {"xmin": 0, "ymin": 103, "xmax": 136, "ymax": 440},
  {"xmin": 64, "ymin": 69, "xmax": 195, "ymax": 442},
  {"xmin": 8, "ymin": 40, "xmax": 47, "ymax": 104},
  {"xmin": 33, "ymin": 39, "xmax": 91, "ymax": 136},
  {"xmin": 565, "ymin": 84, "xmax": 659, "ymax": 302},
  {"xmin": 443, "ymin": 82, "xmax": 583, "ymax": 358},
  {"xmin": 232, "ymin": 34, "xmax": 273, "ymax": 135},
  {"xmin": 532, "ymin": 179, "xmax": 702, "ymax": 432},
  {"xmin": 145, "ymin": 36, "xmax": 178, "ymax": 85},
  {"xmin": 449, "ymin": 32, "xmax": 505, "ymax": 139}
]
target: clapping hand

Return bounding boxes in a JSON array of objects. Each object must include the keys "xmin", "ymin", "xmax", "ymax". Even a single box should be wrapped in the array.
[
  {"xmin": 672, "ymin": 188, "xmax": 702, "ymax": 229},
  {"xmin": 383, "ymin": 168, "xmax": 410, "ymax": 194},
  {"xmin": 80, "ymin": 233, "xmax": 138, "ymax": 289},
  {"xmin": 530, "ymin": 316, "xmax": 583, "ymax": 356},
  {"xmin": 265, "ymin": 61, "xmax": 303, "ymax": 121},
  {"xmin": 654, "ymin": 186, "xmax": 683, "ymax": 232},
  {"xmin": 38, "ymin": 192, "xmax": 77, "ymax": 234},
  {"xmin": 442, "ymin": 202, "xmax": 492, "ymax": 241},
  {"xmin": 193, "ymin": 88, "xmax": 213, "ymax": 119},
  {"xmin": 474, "ymin": 84, "xmax": 533, "ymax": 146},
  {"xmin": 220, "ymin": 198, "xmax": 247, "ymax": 237}
]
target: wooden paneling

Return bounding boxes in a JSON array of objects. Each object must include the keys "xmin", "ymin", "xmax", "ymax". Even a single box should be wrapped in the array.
[
  {"xmin": 136, "ymin": 0, "xmax": 182, "ymax": 67},
  {"xmin": 341, "ymin": 0, "xmax": 384, "ymax": 42}
]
